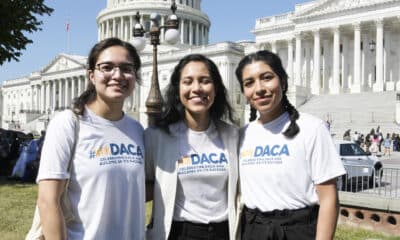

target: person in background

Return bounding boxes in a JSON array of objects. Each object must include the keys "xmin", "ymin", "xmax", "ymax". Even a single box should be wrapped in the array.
[
  {"xmin": 235, "ymin": 50, "xmax": 346, "ymax": 240},
  {"xmin": 145, "ymin": 54, "xmax": 239, "ymax": 240},
  {"xmin": 383, "ymin": 133, "xmax": 392, "ymax": 156},
  {"xmin": 36, "ymin": 38, "xmax": 145, "ymax": 240}
]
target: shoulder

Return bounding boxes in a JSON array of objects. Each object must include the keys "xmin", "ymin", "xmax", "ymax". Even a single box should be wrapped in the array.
[
  {"xmin": 215, "ymin": 120, "xmax": 238, "ymax": 131},
  {"xmin": 48, "ymin": 110, "xmax": 77, "ymax": 132},
  {"xmin": 124, "ymin": 115, "xmax": 144, "ymax": 132},
  {"xmin": 297, "ymin": 112, "xmax": 326, "ymax": 129},
  {"xmin": 215, "ymin": 120, "xmax": 239, "ymax": 137}
]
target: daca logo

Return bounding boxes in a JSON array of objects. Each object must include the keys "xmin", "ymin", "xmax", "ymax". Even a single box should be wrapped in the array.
[
  {"xmin": 241, "ymin": 144, "xmax": 290, "ymax": 158},
  {"xmin": 90, "ymin": 143, "xmax": 143, "ymax": 159},
  {"xmin": 178, "ymin": 153, "xmax": 228, "ymax": 166}
]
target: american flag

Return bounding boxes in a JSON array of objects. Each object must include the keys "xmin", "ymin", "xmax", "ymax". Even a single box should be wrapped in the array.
[{"xmin": 66, "ymin": 20, "xmax": 70, "ymax": 32}]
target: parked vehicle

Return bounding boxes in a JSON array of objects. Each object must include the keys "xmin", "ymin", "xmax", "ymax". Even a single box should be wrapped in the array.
[{"xmin": 335, "ymin": 140, "xmax": 383, "ymax": 191}]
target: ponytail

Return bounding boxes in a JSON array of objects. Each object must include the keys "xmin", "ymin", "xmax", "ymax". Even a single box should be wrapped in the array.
[
  {"xmin": 282, "ymin": 95, "xmax": 300, "ymax": 138},
  {"xmin": 72, "ymin": 83, "xmax": 96, "ymax": 115}
]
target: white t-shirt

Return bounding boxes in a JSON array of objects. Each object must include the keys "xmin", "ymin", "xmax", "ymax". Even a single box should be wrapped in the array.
[
  {"xmin": 172, "ymin": 121, "xmax": 229, "ymax": 223},
  {"xmin": 239, "ymin": 112, "xmax": 345, "ymax": 212},
  {"xmin": 37, "ymin": 108, "xmax": 145, "ymax": 240}
]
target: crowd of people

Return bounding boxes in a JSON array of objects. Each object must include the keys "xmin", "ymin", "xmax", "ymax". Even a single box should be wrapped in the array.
[
  {"xmin": 0, "ymin": 129, "xmax": 45, "ymax": 180},
  {"xmin": 20, "ymin": 38, "xmax": 348, "ymax": 240},
  {"xmin": 343, "ymin": 127, "xmax": 398, "ymax": 156}
]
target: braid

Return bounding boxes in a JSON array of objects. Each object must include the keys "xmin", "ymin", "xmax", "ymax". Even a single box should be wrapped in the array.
[
  {"xmin": 249, "ymin": 106, "xmax": 257, "ymax": 122},
  {"xmin": 282, "ymin": 95, "xmax": 300, "ymax": 138}
]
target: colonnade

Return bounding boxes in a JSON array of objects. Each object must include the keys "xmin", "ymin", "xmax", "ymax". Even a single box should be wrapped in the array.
[
  {"xmin": 98, "ymin": 15, "xmax": 209, "ymax": 46},
  {"xmin": 31, "ymin": 76, "xmax": 87, "ymax": 113},
  {"xmin": 260, "ymin": 17, "xmax": 400, "ymax": 94}
]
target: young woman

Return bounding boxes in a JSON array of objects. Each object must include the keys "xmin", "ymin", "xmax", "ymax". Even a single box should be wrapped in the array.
[
  {"xmin": 145, "ymin": 54, "xmax": 239, "ymax": 240},
  {"xmin": 235, "ymin": 50, "xmax": 346, "ymax": 240},
  {"xmin": 36, "ymin": 38, "xmax": 145, "ymax": 240}
]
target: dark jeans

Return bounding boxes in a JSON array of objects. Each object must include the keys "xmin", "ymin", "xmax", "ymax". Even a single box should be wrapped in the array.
[
  {"xmin": 241, "ymin": 205, "xmax": 319, "ymax": 240},
  {"xmin": 168, "ymin": 220, "xmax": 229, "ymax": 240}
]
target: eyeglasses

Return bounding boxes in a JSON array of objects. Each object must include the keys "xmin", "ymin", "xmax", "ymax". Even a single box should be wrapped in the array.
[{"xmin": 95, "ymin": 62, "xmax": 136, "ymax": 76}]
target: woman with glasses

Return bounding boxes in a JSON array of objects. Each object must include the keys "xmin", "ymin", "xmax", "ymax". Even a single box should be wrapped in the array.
[
  {"xmin": 235, "ymin": 50, "xmax": 345, "ymax": 240},
  {"xmin": 36, "ymin": 38, "xmax": 145, "ymax": 240},
  {"xmin": 145, "ymin": 54, "xmax": 239, "ymax": 240}
]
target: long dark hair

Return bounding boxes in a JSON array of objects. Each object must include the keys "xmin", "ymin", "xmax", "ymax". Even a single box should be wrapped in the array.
[
  {"xmin": 235, "ymin": 50, "xmax": 299, "ymax": 138},
  {"xmin": 73, "ymin": 37, "xmax": 141, "ymax": 115},
  {"xmin": 157, "ymin": 54, "xmax": 235, "ymax": 131}
]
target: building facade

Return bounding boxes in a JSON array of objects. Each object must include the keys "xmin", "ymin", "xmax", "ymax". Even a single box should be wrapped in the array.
[
  {"xmin": 0, "ymin": 0, "xmax": 245, "ymax": 131},
  {"xmin": 1, "ymin": 0, "xmax": 400, "ymax": 131},
  {"xmin": 249, "ymin": 0, "xmax": 400, "ymax": 105}
]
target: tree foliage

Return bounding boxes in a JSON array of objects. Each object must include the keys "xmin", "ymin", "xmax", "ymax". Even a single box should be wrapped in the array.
[{"xmin": 0, "ymin": 0, "xmax": 53, "ymax": 65}]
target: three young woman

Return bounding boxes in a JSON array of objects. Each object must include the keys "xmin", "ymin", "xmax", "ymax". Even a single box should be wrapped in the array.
[
  {"xmin": 36, "ymin": 38, "xmax": 145, "ymax": 239},
  {"xmin": 235, "ymin": 50, "xmax": 346, "ymax": 240},
  {"xmin": 145, "ymin": 54, "xmax": 239, "ymax": 240}
]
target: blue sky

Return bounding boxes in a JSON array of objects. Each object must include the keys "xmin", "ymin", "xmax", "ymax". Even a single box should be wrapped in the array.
[{"xmin": 0, "ymin": 0, "xmax": 308, "ymax": 83}]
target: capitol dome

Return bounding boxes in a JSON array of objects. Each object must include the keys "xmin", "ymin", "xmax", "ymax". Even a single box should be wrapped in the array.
[{"xmin": 97, "ymin": 0, "xmax": 210, "ymax": 46}]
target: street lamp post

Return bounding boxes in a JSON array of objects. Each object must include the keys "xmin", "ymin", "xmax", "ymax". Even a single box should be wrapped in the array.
[{"xmin": 131, "ymin": 0, "xmax": 180, "ymax": 126}]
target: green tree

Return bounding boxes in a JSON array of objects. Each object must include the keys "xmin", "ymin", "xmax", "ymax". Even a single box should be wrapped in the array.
[{"xmin": 0, "ymin": 0, "xmax": 53, "ymax": 65}]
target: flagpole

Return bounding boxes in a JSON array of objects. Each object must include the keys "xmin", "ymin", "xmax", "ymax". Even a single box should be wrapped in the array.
[{"xmin": 66, "ymin": 19, "xmax": 70, "ymax": 53}]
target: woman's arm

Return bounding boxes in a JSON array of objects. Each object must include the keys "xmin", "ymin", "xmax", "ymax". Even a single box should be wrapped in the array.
[
  {"xmin": 37, "ymin": 179, "xmax": 68, "ymax": 240},
  {"xmin": 315, "ymin": 178, "xmax": 339, "ymax": 240}
]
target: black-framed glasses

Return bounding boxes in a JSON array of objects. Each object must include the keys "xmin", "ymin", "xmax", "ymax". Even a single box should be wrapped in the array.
[{"xmin": 95, "ymin": 62, "xmax": 136, "ymax": 76}]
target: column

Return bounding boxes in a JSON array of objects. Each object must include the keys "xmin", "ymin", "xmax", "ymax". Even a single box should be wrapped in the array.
[
  {"xmin": 189, "ymin": 20, "xmax": 193, "ymax": 45},
  {"xmin": 374, "ymin": 19, "xmax": 384, "ymax": 91},
  {"xmin": 64, "ymin": 78, "xmax": 69, "ymax": 108},
  {"xmin": 45, "ymin": 81, "xmax": 51, "ymax": 112},
  {"xmin": 313, "ymin": 29, "xmax": 321, "ymax": 94},
  {"xmin": 287, "ymin": 38, "xmax": 294, "ymax": 85},
  {"xmin": 52, "ymin": 80, "xmax": 57, "ymax": 110},
  {"xmin": 180, "ymin": 18, "xmax": 185, "ymax": 44},
  {"xmin": 342, "ymin": 35, "xmax": 349, "ymax": 91},
  {"xmin": 112, "ymin": 18, "xmax": 116, "ymax": 37},
  {"xmin": 353, "ymin": 23, "xmax": 361, "ymax": 92},
  {"xmin": 271, "ymin": 41, "xmax": 277, "ymax": 53},
  {"xmin": 161, "ymin": 16, "xmax": 165, "ymax": 42},
  {"xmin": 384, "ymin": 29, "xmax": 392, "ymax": 90},
  {"xmin": 77, "ymin": 77, "xmax": 82, "ymax": 96},
  {"xmin": 295, "ymin": 33, "xmax": 302, "ymax": 86},
  {"xmin": 84, "ymin": 76, "xmax": 88, "ymax": 91},
  {"xmin": 71, "ymin": 77, "xmax": 76, "ymax": 100},
  {"xmin": 196, "ymin": 22, "xmax": 200, "ymax": 45},
  {"xmin": 36, "ymin": 85, "xmax": 40, "ymax": 111},
  {"xmin": 304, "ymin": 40, "xmax": 311, "ymax": 89},
  {"xmin": 129, "ymin": 16, "xmax": 133, "ymax": 42},
  {"xmin": 58, "ymin": 79, "xmax": 63, "ymax": 108},
  {"xmin": 106, "ymin": 20, "xmax": 110, "ymax": 38},
  {"xmin": 40, "ymin": 83, "xmax": 45, "ymax": 113},
  {"xmin": 362, "ymin": 33, "xmax": 370, "ymax": 89},
  {"xmin": 322, "ymin": 39, "xmax": 331, "ymax": 93},
  {"xmin": 31, "ymin": 85, "xmax": 34, "ymax": 111},
  {"xmin": 332, "ymin": 27, "xmax": 341, "ymax": 94}
]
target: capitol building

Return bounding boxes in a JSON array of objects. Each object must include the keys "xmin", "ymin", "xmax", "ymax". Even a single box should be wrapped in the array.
[{"xmin": 1, "ymin": 0, "xmax": 400, "ymax": 136}]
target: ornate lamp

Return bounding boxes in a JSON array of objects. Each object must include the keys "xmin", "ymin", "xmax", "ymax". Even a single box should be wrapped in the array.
[{"xmin": 132, "ymin": 0, "xmax": 180, "ymax": 125}]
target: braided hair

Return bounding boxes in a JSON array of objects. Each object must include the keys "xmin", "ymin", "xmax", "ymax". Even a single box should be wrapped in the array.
[{"xmin": 235, "ymin": 50, "xmax": 300, "ymax": 138}]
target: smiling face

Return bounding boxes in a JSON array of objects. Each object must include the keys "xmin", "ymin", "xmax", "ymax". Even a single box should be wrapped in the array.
[
  {"xmin": 89, "ymin": 46, "xmax": 135, "ymax": 104},
  {"xmin": 179, "ymin": 61, "xmax": 216, "ymax": 121},
  {"xmin": 241, "ymin": 60, "xmax": 284, "ymax": 123}
]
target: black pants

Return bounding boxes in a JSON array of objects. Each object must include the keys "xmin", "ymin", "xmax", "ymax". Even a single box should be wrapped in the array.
[
  {"xmin": 168, "ymin": 220, "xmax": 229, "ymax": 240},
  {"xmin": 241, "ymin": 205, "xmax": 319, "ymax": 240}
]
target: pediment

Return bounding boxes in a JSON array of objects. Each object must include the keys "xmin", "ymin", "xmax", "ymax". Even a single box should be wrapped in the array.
[
  {"xmin": 41, "ymin": 54, "xmax": 86, "ymax": 74},
  {"xmin": 294, "ymin": 0, "xmax": 395, "ymax": 19}
]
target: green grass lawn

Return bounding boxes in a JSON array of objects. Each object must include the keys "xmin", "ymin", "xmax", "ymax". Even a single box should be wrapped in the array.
[{"xmin": 0, "ymin": 178, "xmax": 398, "ymax": 240}]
